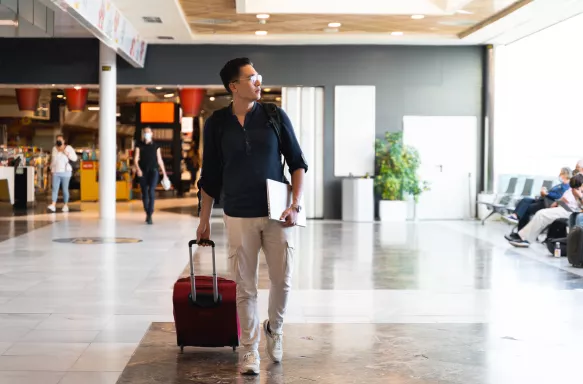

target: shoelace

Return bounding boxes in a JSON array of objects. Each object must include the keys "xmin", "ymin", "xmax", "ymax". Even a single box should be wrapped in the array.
[
  {"xmin": 272, "ymin": 334, "xmax": 282, "ymax": 350},
  {"xmin": 243, "ymin": 352, "xmax": 257, "ymax": 363}
]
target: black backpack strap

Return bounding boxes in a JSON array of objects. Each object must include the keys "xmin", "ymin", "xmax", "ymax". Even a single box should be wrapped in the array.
[{"xmin": 261, "ymin": 102, "xmax": 288, "ymax": 183}]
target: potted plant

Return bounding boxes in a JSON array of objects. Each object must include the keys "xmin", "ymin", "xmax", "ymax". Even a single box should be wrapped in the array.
[{"xmin": 374, "ymin": 131, "xmax": 429, "ymax": 222}]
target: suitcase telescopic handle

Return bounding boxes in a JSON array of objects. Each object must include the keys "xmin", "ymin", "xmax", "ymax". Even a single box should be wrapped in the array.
[{"xmin": 189, "ymin": 239, "xmax": 219, "ymax": 304}]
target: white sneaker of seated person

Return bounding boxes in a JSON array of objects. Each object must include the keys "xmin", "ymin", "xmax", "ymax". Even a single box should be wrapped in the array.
[
  {"xmin": 263, "ymin": 319, "xmax": 283, "ymax": 363},
  {"xmin": 240, "ymin": 350, "xmax": 260, "ymax": 375}
]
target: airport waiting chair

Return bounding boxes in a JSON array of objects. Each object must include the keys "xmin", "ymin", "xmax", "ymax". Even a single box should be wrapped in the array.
[{"xmin": 479, "ymin": 177, "xmax": 518, "ymax": 225}]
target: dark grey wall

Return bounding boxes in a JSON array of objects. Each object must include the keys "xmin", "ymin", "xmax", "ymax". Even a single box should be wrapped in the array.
[{"xmin": 0, "ymin": 39, "xmax": 484, "ymax": 219}]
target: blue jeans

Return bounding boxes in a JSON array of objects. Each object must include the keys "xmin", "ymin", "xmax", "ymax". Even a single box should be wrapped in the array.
[
  {"xmin": 140, "ymin": 169, "xmax": 159, "ymax": 216},
  {"xmin": 514, "ymin": 197, "xmax": 535, "ymax": 219},
  {"xmin": 574, "ymin": 213, "xmax": 583, "ymax": 228},
  {"xmin": 52, "ymin": 172, "xmax": 71, "ymax": 204}
]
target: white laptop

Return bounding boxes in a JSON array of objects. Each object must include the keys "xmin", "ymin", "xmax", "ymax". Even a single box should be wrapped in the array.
[{"xmin": 266, "ymin": 179, "xmax": 307, "ymax": 227}]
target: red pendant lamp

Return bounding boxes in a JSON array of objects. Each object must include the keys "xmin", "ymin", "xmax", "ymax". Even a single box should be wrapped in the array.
[
  {"xmin": 179, "ymin": 88, "xmax": 205, "ymax": 117},
  {"xmin": 64, "ymin": 88, "xmax": 89, "ymax": 112},
  {"xmin": 15, "ymin": 88, "xmax": 40, "ymax": 111}
]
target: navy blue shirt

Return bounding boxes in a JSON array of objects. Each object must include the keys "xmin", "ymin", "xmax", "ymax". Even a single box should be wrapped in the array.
[
  {"xmin": 199, "ymin": 103, "xmax": 308, "ymax": 218},
  {"xmin": 547, "ymin": 182, "xmax": 570, "ymax": 200}
]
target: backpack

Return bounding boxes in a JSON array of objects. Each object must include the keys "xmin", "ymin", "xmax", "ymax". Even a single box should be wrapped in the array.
[
  {"xmin": 196, "ymin": 103, "xmax": 286, "ymax": 216},
  {"xmin": 543, "ymin": 218, "xmax": 569, "ymax": 256}
]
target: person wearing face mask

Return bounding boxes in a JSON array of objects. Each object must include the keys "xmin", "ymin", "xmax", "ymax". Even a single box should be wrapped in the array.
[
  {"xmin": 134, "ymin": 127, "xmax": 168, "ymax": 224},
  {"xmin": 48, "ymin": 134, "xmax": 77, "ymax": 212}
]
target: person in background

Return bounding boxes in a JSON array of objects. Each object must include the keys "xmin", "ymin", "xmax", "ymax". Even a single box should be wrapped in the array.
[
  {"xmin": 574, "ymin": 159, "xmax": 583, "ymax": 176},
  {"xmin": 503, "ymin": 167, "xmax": 571, "ymax": 228},
  {"xmin": 509, "ymin": 174, "xmax": 583, "ymax": 247},
  {"xmin": 48, "ymin": 134, "xmax": 77, "ymax": 212},
  {"xmin": 134, "ymin": 127, "xmax": 168, "ymax": 225}
]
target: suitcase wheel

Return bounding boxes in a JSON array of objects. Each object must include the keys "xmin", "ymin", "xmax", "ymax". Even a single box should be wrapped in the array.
[
  {"xmin": 232, "ymin": 346, "xmax": 236, "ymax": 352},
  {"xmin": 180, "ymin": 345, "xmax": 184, "ymax": 354}
]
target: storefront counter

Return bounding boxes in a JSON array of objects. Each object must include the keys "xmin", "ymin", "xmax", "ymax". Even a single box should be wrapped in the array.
[
  {"xmin": 0, "ymin": 166, "xmax": 35, "ymax": 205},
  {"xmin": 80, "ymin": 161, "xmax": 131, "ymax": 202}
]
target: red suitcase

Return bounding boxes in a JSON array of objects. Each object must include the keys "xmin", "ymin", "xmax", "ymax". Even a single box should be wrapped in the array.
[{"xmin": 172, "ymin": 239, "xmax": 240, "ymax": 352}]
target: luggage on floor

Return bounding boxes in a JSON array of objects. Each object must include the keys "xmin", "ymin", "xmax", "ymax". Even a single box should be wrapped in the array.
[
  {"xmin": 567, "ymin": 226, "xmax": 583, "ymax": 267},
  {"xmin": 543, "ymin": 218, "xmax": 568, "ymax": 256},
  {"xmin": 172, "ymin": 239, "xmax": 240, "ymax": 352}
]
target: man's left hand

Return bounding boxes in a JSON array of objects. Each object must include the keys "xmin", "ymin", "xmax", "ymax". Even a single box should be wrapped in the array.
[{"xmin": 280, "ymin": 207, "xmax": 298, "ymax": 227}]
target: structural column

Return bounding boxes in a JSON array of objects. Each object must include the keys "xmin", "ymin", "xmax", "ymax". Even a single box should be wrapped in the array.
[
  {"xmin": 99, "ymin": 42, "xmax": 117, "ymax": 220},
  {"xmin": 482, "ymin": 44, "xmax": 496, "ymax": 193}
]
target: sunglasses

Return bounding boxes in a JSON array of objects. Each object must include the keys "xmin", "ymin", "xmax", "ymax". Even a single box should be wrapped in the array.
[{"xmin": 234, "ymin": 74, "xmax": 263, "ymax": 84}]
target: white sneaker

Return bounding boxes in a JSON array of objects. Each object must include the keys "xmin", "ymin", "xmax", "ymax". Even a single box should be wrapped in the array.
[
  {"xmin": 47, "ymin": 204, "xmax": 56, "ymax": 212},
  {"xmin": 240, "ymin": 351, "xmax": 260, "ymax": 375},
  {"xmin": 263, "ymin": 320, "xmax": 283, "ymax": 363},
  {"xmin": 62, "ymin": 205, "xmax": 69, "ymax": 212}
]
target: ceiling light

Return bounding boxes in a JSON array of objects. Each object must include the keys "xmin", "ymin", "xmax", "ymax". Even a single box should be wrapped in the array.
[
  {"xmin": 155, "ymin": 86, "xmax": 162, "ymax": 90},
  {"xmin": 0, "ymin": 19, "xmax": 18, "ymax": 26},
  {"xmin": 74, "ymin": 86, "xmax": 81, "ymax": 90},
  {"xmin": 51, "ymin": 84, "xmax": 56, "ymax": 87},
  {"xmin": 255, "ymin": 30, "xmax": 268, "ymax": 36},
  {"xmin": 275, "ymin": 97, "xmax": 281, "ymax": 101},
  {"xmin": 328, "ymin": 22, "xmax": 341, "ymax": 28},
  {"xmin": 256, "ymin": 14, "xmax": 270, "ymax": 20},
  {"xmin": 209, "ymin": 97, "xmax": 216, "ymax": 101},
  {"xmin": 411, "ymin": 15, "xmax": 425, "ymax": 20},
  {"xmin": 264, "ymin": 88, "xmax": 271, "ymax": 92},
  {"xmin": 391, "ymin": 31, "xmax": 404, "ymax": 36},
  {"xmin": 116, "ymin": 113, "xmax": 121, "ymax": 117},
  {"xmin": 57, "ymin": 95, "xmax": 63, "ymax": 99},
  {"xmin": 164, "ymin": 93, "xmax": 175, "ymax": 98},
  {"xmin": 455, "ymin": 10, "xmax": 473, "ymax": 15},
  {"xmin": 142, "ymin": 16, "xmax": 162, "ymax": 23},
  {"xmin": 88, "ymin": 106, "xmax": 100, "ymax": 111}
]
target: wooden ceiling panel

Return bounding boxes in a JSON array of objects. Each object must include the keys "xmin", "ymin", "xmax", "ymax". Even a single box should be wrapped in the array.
[{"xmin": 179, "ymin": 0, "xmax": 530, "ymax": 37}]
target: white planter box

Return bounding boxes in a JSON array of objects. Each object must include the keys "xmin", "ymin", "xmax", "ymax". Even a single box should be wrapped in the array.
[
  {"xmin": 342, "ymin": 178, "xmax": 374, "ymax": 222},
  {"xmin": 379, "ymin": 200, "xmax": 408, "ymax": 222}
]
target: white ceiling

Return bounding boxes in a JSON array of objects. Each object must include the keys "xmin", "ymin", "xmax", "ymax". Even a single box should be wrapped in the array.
[{"xmin": 26, "ymin": 0, "xmax": 583, "ymax": 46}]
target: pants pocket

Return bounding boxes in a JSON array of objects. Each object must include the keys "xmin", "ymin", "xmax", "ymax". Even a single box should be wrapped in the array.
[{"xmin": 284, "ymin": 241, "xmax": 294, "ymax": 278}]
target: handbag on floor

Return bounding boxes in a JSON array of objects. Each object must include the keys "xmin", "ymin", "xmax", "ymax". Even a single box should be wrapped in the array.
[
  {"xmin": 172, "ymin": 239, "xmax": 240, "ymax": 352},
  {"xmin": 567, "ymin": 226, "xmax": 583, "ymax": 267},
  {"xmin": 543, "ymin": 218, "xmax": 569, "ymax": 256}
]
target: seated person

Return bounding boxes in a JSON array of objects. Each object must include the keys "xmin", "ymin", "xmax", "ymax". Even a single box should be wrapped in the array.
[
  {"xmin": 504, "ymin": 167, "xmax": 572, "ymax": 226},
  {"xmin": 575, "ymin": 159, "xmax": 583, "ymax": 176},
  {"xmin": 508, "ymin": 174, "xmax": 583, "ymax": 248}
]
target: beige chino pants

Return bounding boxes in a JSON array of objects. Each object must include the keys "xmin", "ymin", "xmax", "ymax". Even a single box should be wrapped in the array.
[{"xmin": 223, "ymin": 215, "xmax": 295, "ymax": 353}]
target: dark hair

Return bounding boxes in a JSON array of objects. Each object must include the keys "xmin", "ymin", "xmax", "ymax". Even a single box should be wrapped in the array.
[
  {"xmin": 570, "ymin": 174, "xmax": 583, "ymax": 189},
  {"xmin": 220, "ymin": 58, "xmax": 253, "ymax": 94}
]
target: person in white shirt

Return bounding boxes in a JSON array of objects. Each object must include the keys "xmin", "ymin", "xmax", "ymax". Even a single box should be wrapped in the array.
[
  {"xmin": 510, "ymin": 174, "xmax": 583, "ymax": 247},
  {"xmin": 48, "ymin": 134, "xmax": 77, "ymax": 212}
]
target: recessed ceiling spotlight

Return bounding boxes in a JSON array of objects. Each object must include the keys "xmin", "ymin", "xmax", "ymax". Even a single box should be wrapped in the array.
[
  {"xmin": 391, "ymin": 31, "xmax": 404, "ymax": 36},
  {"xmin": 209, "ymin": 96, "xmax": 216, "ymax": 101},
  {"xmin": 411, "ymin": 15, "xmax": 425, "ymax": 20},
  {"xmin": 57, "ymin": 95, "xmax": 63, "ymax": 99},
  {"xmin": 264, "ymin": 88, "xmax": 271, "ymax": 92},
  {"xmin": 51, "ymin": 84, "xmax": 56, "ymax": 87},
  {"xmin": 328, "ymin": 22, "xmax": 341, "ymax": 28},
  {"xmin": 74, "ymin": 85, "xmax": 81, "ymax": 90},
  {"xmin": 275, "ymin": 97, "xmax": 281, "ymax": 101},
  {"xmin": 455, "ymin": 10, "xmax": 473, "ymax": 15},
  {"xmin": 255, "ymin": 30, "xmax": 268, "ymax": 36},
  {"xmin": 256, "ymin": 14, "xmax": 270, "ymax": 19},
  {"xmin": 164, "ymin": 93, "xmax": 175, "ymax": 98},
  {"xmin": 155, "ymin": 86, "xmax": 162, "ymax": 90}
]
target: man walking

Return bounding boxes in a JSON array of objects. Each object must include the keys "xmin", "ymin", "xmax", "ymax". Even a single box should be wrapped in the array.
[{"xmin": 196, "ymin": 58, "xmax": 307, "ymax": 375}]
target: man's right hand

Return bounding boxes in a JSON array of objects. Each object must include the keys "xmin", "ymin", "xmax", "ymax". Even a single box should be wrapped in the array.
[
  {"xmin": 137, "ymin": 169, "xmax": 143, "ymax": 177},
  {"xmin": 196, "ymin": 220, "xmax": 211, "ymax": 245}
]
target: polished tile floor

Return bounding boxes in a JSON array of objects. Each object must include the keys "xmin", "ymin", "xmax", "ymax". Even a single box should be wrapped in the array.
[{"xmin": 0, "ymin": 199, "xmax": 582, "ymax": 383}]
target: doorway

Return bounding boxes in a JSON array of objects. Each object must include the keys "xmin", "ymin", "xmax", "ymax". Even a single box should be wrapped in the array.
[
  {"xmin": 281, "ymin": 87, "xmax": 324, "ymax": 219},
  {"xmin": 403, "ymin": 116, "xmax": 478, "ymax": 220}
]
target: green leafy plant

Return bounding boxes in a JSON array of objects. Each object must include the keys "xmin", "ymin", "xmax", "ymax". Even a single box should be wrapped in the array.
[{"xmin": 374, "ymin": 131, "xmax": 430, "ymax": 202}]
